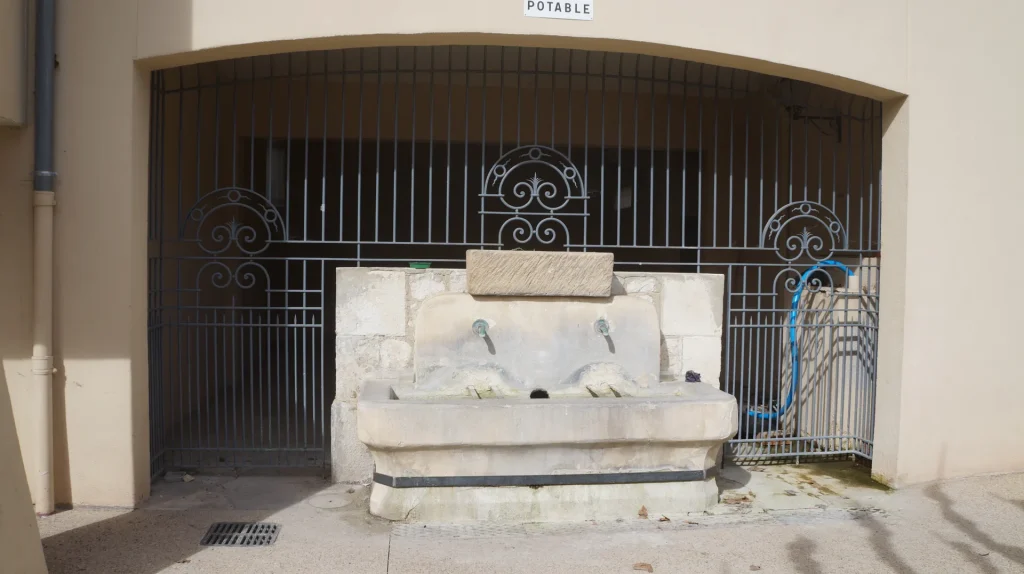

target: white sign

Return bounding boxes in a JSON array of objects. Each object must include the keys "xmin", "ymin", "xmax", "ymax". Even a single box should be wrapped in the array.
[{"xmin": 524, "ymin": 0, "xmax": 593, "ymax": 21}]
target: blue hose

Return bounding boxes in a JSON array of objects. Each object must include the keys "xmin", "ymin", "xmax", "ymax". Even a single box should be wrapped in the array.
[{"xmin": 748, "ymin": 260, "xmax": 855, "ymax": 421}]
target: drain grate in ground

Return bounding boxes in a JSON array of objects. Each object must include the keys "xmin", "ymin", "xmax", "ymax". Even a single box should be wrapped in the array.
[{"xmin": 200, "ymin": 522, "xmax": 281, "ymax": 547}]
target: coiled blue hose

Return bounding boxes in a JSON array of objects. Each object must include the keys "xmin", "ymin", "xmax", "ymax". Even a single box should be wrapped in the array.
[{"xmin": 747, "ymin": 260, "xmax": 855, "ymax": 420}]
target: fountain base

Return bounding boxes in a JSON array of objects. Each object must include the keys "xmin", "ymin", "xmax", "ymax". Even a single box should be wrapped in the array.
[{"xmin": 358, "ymin": 379, "xmax": 737, "ymax": 522}]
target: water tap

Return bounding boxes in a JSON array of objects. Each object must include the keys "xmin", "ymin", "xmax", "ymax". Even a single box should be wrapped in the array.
[
  {"xmin": 595, "ymin": 318, "xmax": 610, "ymax": 337},
  {"xmin": 472, "ymin": 319, "xmax": 489, "ymax": 338}
]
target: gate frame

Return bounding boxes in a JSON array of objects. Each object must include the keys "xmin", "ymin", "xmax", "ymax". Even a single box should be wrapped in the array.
[{"xmin": 142, "ymin": 39, "xmax": 897, "ymax": 482}]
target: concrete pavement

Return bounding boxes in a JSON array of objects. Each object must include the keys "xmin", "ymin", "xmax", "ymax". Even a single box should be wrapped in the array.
[{"xmin": 37, "ymin": 463, "xmax": 1024, "ymax": 573}]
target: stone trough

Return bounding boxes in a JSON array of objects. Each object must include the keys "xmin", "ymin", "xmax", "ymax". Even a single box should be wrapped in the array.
[{"xmin": 354, "ymin": 250, "xmax": 738, "ymax": 522}]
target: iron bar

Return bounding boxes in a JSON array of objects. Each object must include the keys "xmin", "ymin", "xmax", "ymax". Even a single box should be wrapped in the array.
[
  {"xmin": 728, "ymin": 69, "xmax": 734, "ymax": 247},
  {"xmin": 480, "ymin": 47, "xmax": 487, "ymax": 247},
  {"xmin": 304, "ymin": 56, "xmax": 311, "ymax": 242},
  {"xmin": 340, "ymin": 52, "xmax": 348, "ymax": 241},
  {"xmin": 648, "ymin": 56, "xmax": 655, "ymax": 247},
  {"xmin": 464, "ymin": 47, "xmax": 470, "ymax": 243},
  {"xmin": 664, "ymin": 58, "xmax": 671, "ymax": 248},
  {"xmin": 713, "ymin": 67, "xmax": 719, "ymax": 248},
  {"xmin": 376, "ymin": 48, "xmax": 383, "ymax": 243},
  {"xmin": 428, "ymin": 48, "xmax": 435, "ymax": 243},
  {"xmin": 697, "ymin": 64, "xmax": 703, "ymax": 270},
  {"xmin": 445, "ymin": 46, "xmax": 452, "ymax": 243},
  {"xmin": 617, "ymin": 53, "xmax": 623, "ymax": 246},
  {"xmin": 682, "ymin": 61, "xmax": 687, "ymax": 248},
  {"xmin": 633, "ymin": 54, "xmax": 639, "ymax": 247},
  {"xmin": 395, "ymin": 49, "xmax": 401, "ymax": 242},
  {"xmin": 323, "ymin": 53, "xmax": 329, "ymax": 242}
]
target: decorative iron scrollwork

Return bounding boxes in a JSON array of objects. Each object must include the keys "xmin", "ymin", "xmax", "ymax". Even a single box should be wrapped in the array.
[
  {"xmin": 193, "ymin": 261, "xmax": 272, "ymax": 307},
  {"xmin": 482, "ymin": 146, "xmax": 587, "ymax": 248},
  {"xmin": 497, "ymin": 216, "xmax": 571, "ymax": 246},
  {"xmin": 772, "ymin": 266, "xmax": 835, "ymax": 295},
  {"xmin": 180, "ymin": 187, "xmax": 286, "ymax": 255},
  {"xmin": 760, "ymin": 201, "xmax": 846, "ymax": 262},
  {"xmin": 196, "ymin": 261, "xmax": 270, "ymax": 291}
]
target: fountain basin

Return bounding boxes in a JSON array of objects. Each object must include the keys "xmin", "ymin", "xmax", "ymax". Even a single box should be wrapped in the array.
[{"xmin": 358, "ymin": 378, "xmax": 738, "ymax": 522}]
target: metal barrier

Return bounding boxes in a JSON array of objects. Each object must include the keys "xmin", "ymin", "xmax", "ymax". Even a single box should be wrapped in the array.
[{"xmin": 148, "ymin": 46, "xmax": 882, "ymax": 476}]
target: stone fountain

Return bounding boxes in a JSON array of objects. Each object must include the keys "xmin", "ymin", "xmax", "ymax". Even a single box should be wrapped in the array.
[{"xmin": 355, "ymin": 250, "xmax": 738, "ymax": 522}]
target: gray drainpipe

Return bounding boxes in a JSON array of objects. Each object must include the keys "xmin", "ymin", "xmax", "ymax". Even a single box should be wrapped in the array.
[
  {"xmin": 32, "ymin": 0, "xmax": 54, "ymax": 192},
  {"xmin": 32, "ymin": 0, "xmax": 56, "ymax": 516}
]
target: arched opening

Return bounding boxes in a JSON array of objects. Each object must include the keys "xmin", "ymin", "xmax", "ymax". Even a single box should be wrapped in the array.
[{"xmin": 147, "ymin": 45, "xmax": 881, "ymax": 477}]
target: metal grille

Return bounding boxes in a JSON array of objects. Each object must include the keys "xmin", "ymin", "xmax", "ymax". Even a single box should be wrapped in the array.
[
  {"xmin": 200, "ymin": 522, "xmax": 280, "ymax": 547},
  {"xmin": 148, "ymin": 46, "xmax": 881, "ymax": 476}
]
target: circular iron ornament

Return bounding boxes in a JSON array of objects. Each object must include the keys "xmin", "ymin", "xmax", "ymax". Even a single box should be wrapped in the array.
[
  {"xmin": 483, "ymin": 145, "xmax": 587, "ymax": 212},
  {"xmin": 180, "ymin": 187, "xmax": 287, "ymax": 255},
  {"xmin": 760, "ymin": 201, "xmax": 847, "ymax": 262},
  {"xmin": 482, "ymin": 146, "xmax": 587, "ymax": 249}
]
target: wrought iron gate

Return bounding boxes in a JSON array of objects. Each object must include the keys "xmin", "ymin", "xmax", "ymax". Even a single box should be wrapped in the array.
[{"xmin": 148, "ymin": 46, "xmax": 881, "ymax": 476}]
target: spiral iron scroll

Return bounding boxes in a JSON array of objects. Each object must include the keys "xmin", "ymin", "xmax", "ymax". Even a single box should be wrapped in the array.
[
  {"xmin": 772, "ymin": 266, "xmax": 837, "ymax": 296},
  {"xmin": 496, "ymin": 217, "xmax": 571, "ymax": 247},
  {"xmin": 193, "ymin": 260, "xmax": 272, "ymax": 306},
  {"xmin": 482, "ymin": 146, "xmax": 587, "ymax": 248},
  {"xmin": 180, "ymin": 187, "xmax": 286, "ymax": 256}
]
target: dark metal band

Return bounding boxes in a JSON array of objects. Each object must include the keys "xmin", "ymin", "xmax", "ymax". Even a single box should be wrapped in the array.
[{"xmin": 373, "ymin": 469, "xmax": 714, "ymax": 489}]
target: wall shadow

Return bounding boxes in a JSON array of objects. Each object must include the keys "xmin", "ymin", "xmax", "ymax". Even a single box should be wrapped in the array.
[
  {"xmin": 716, "ymin": 462, "xmax": 753, "ymax": 496},
  {"xmin": 41, "ymin": 474, "xmax": 331, "ymax": 574},
  {"xmin": 856, "ymin": 509, "xmax": 919, "ymax": 574},
  {"xmin": 998, "ymin": 495, "xmax": 1024, "ymax": 516},
  {"xmin": 51, "ymin": 357, "xmax": 71, "ymax": 503},
  {"xmin": 925, "ymin": 484, "xmax": 1024, "ymax": 569},
  {"xmin": 786, "ymin": 536, "xmax": 824, "ymax": 574},
  {"xmin": 944, "ymin": 538, "xmax": 999, "ymax": 574}
]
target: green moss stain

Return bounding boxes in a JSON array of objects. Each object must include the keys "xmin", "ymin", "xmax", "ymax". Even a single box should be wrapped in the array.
[{"xmin": 797, "ymin": 462, "xmax": 892, "ymax": 492}]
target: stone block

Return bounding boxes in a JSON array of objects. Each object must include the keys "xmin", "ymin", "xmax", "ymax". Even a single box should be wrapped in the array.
[
  {"xmin": 336, "ymin": 336, "xmax": 382, "ymax": 401},
  {"xmin": 681, "ymin": 336, "xmax": 722, "ymax": 387},
  {"xmin": 379, "ymin": 338, "xmax": 412, "ymax": 372},
  {"xmin": 660, "ymin": 335, "xmax": 684, "ymax": 377},
  {"xmin": 630, "ymin": 292, "xmax": 655, "ymax": 306},
  {"xmin": 466, "ymin": 250, "xmax": 613, "ymax": 297},
  {"xmin": 623, "ymin": 276, "xmax": 658, "ymax": 294},
  {"xmin": 370, "ymin": 480, "xmax": 720, "ymax": 522},
  {"xmin": 331, "ymin": 401, "xmax": 375, "ymax": 484},
  {"xmin": 660, "ymin": 274, "xmax": 724, "ymax": 337},
  {"xmin": 408, "ymin": 271, "xmax": 447, "ymax": 301},
  {"xmin": 447, "ymin": 270, "xmax": 467, "ymax": 293},
  {"xmin": 336, "ymin": 269, "xmax": 407, "ymax": 336}
]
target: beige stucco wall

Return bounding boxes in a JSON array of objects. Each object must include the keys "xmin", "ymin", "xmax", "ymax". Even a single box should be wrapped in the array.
[
  {"xmin": 0, "ymin": 0, "xmax": 39, "ymax": 552},
  {"xmin": 0, "ymin": 125, "xmax": 34, "ymax": 477},
  {"xmin": 54, "ymin": 0, "xmax": 152, "ymax": 507},
  {"xmin": 0, "ymin": 0, "xmax": 27, "ymax": 125},
  {"xmin": 135, "ymin": 0, "xmax": 907, "ymax": 101},
  {"xmin": 1, "ymin": 0, "xmax": 151, "ymax": 509},
  {"xmin": 871, "ymin": 0, "xmax": 1024, "ymax": 486},
  {"xmin": 0, "ymin": 374, "xmax": 47, "ymax": 572},
  {"xmin": 0, "ymin": 127, "xmax": 43, "ymax": 572},
  {"xmin": 2, "ymin": 0, "xmax": 1024, "ymax": 511}
]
